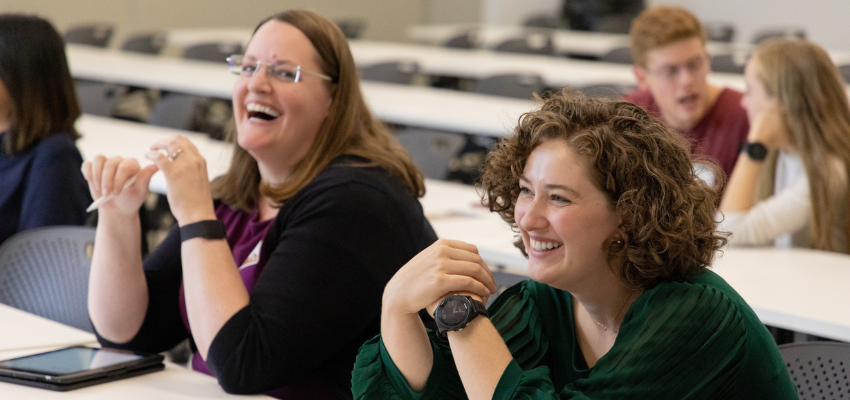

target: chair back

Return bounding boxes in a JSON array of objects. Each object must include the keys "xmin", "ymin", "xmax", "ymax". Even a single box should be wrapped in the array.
[
  {"xmin": 704, "ymin": 22, "xmax": 736, "ymax": 43},
  {"xmin": 75, "ymin": 81, "xmax": 120, "ymax": 117},
  {"xmin": 778, "ymin": 341, "xmax": 850, "ymax": 400},
  {"xmin": 710, "ymin": 53, "xmax": 745, "ymax": 74},
  {"xmin": 523, "ymin": 14, "xmax": 565, "ymax": 29},
  {"xmin": 121, "ymin": 31, "xmax": 168, "ymax": 55},
  {"xmin": 494, "ymin": 34, "xmax": 554, "ymax": 56},
  {"xmin": 395, "ymin": 128, "xmax": 466, "ymax": 180},
  {"xmin": 335, "ymin": 19, "xmax": 367, "ymax": 39},
  {"xmin": 487, "ymin": 270, "xmax": 528, "ymax": 307},
  {"xmin": 148, "ymin": 93, "xmax": 205, "ymax": 131},
  {"xmin": 837, "ymin": 65, "xmax": 850, "ymax": 85},
  {"xmin": 474, "ymin": 73, "xmax": 545, "ymax": 99},
  {"xmin": 578, "ymin": 83, "xmax": 635, "ymax": 99},
  {"xmin": 359, "ymin": 60, "xmax": 420, "ymax": 85},
  {"xmin": 600, "ymin": 46, "xmax": 633, "ymax": 64},
  {"xmin": 0, "ymin": 226, "xmax": 96, "ymax": 332},
  {"xmin": 444, "ymin": 31, "xmax": 477, "ymax": 49},
  {"xmin": 64, "ymin": 23, "xmax": 114, "ymax": 47},
  {"xmin": 182, "ymin": 41, "xmax": 243, "ymax": 63}
]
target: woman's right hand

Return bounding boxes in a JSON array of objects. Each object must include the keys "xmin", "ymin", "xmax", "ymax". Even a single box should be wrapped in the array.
[
  {"xmin": 81, "ymin": 156, "xmax": 159, "ymax": 216},
  {"xmin": 382, "ymin": 239, "xmax": 497, "ymax": 318}
]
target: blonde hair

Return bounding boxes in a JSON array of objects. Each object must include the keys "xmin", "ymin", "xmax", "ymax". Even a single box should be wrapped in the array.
[
  {"xmin": 212, "ymin": 10, "xmax": 424, "ymax": 211},
  {"xmin": 629, "ymin": 6, "xmax": 706, "ymax": 67},
  {"xmin": 753, "ymin": 39, "xmax": 850, "ymax": 252}
]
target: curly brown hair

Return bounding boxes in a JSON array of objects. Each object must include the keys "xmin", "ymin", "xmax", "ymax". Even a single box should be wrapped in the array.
[{"xmin": 481, "ymin": 89, "xmax": 727, "ymax": 290}]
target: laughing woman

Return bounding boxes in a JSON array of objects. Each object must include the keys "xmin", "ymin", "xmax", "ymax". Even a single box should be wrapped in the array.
[
  {"xmin": 84, "ymin": 10, "xmax": 435, "ymax": 399},
  {"xmin": 352, "ymin": 91, "xmax": 796, "ymax": 399}
]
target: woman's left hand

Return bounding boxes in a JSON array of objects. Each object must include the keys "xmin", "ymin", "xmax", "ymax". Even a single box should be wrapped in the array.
[
  {"xmin": 748, "ymin": 104, "xmax": 789, "ymax": 150},
  {"xmin": 146, "ymin": 136, "xmax": 216, "ymax": 225}
]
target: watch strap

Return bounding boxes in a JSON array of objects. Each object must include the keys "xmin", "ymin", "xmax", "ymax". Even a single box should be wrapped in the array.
[{"xmin": 180, "ymin": 220, "xmax": 226, "ymax": 242}]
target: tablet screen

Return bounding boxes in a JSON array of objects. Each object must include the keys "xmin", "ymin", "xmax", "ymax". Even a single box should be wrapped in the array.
[{"xmin": 0, "ymin": 347, "xmax": 144, "ymax": 376}]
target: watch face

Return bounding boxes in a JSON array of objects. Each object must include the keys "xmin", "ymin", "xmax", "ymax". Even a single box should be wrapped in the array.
[{"xmin": 436, "ymin": 296, "xmax": 471, "ymax": 329}]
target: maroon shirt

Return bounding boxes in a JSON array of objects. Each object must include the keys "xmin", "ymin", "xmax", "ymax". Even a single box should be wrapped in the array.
[{"xmin": 623, "ymin": 88, "xmax": 749, "ymax": 179}]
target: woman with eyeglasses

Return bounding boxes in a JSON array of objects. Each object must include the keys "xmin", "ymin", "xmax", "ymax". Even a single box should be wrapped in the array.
[
  {"xmin": 83, "ymin": 10, "xmax": 436, "ymax": 399},
  {"xmin": 0, "ymin": 14, "xmax": 91, "ymax": 247},
  {"xmin": 720, "ymin": 39, "xmax": 850, "ymax": 252}
]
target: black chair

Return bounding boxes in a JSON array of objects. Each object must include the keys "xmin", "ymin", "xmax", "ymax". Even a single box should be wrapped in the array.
[
  {"xmin": 600, "ymin": 46, "xmax": 633, "ymax": 64},
  {"xmin": 359, "ymin": 60, "xmax": 420, "ymax": 85},
  {"xmin": 444, "ymin": 31, "xmax": 477, "ymax": 49},
  {"xmin": 837, "ymin": 65, "xmax": 850, "ymax": 84},
  {"xmin": 182, "ymin": 41, "xmax": 243, "ymax": 63},
  {"xmin": 335, "ymin": 18, "xmax": 366, "ymax": 39},
  {"xmin": 704, "ymin": 22, "xmax": 736, "ymax": 43},
  {"xmin": 523, "ymin": 14, "xmax": 566, "ymax": 29},
  {"xmin": 394, "ymin": 128, "xmax": 466, "ymax": 180},
  {"xmin": 778, "ymin": 341, "xmax": 850, "ymax": 400},
  {"xmin": 752, "ymin": 27, "xmax": 806, "ymax": 44},
  {"xmin": 578, "ymin": 83, "xmax": 635, "ymax": 99},
  {"xmin": 148, "ymin": 93, "xmax": 205, "ymax": 131},
  {"xmin": 710, "ymin": 53, "xmax": 745, "ymax": 74},
  {"xmin": 0, "ymin": 227, "xmax": 96, "ymax": 333},
  {"xmin": 75, "ymin": 81, "xmax": 122, "ymax": 117},
  {"xmin": 474, "ymin": 73, "xmax": 545, "ymax": 100},
  {"xmin": 121, "ymin": 31, "xmax": 168, "ymax": 55},
  {"xmin": 64, "ymin": 23, "xmax": 114, "ymax": 47},
  {"xmin": 487, "ymin": 270, "xmax": 528, "ymax": 307},
  {"xmin": 494, "ymin": 34, "xmax": 555, "ymax": 56}
]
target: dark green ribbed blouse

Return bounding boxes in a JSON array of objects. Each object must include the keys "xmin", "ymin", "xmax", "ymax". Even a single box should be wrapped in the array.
[{"xmin": 352, "ymin": 270, "xmax": 797, "ymax": 399}]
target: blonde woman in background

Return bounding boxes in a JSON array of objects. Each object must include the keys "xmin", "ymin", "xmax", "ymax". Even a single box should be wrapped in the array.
[{"xmin": 720, "ymin": 39, "xmax": 850, "ymax": 252}]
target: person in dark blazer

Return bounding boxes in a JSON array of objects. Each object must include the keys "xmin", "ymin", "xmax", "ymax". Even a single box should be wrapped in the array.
[{"xmin": 0, "ymin": 14, "xmax": 90, "ymax": 246}]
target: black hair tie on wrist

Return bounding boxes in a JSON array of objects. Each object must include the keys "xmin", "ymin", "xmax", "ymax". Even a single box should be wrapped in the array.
[{"xmin": 180, "ymin": 220, "xmax": 226, "ymax": 242}]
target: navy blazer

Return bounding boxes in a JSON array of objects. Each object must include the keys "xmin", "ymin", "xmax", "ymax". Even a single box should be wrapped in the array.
[{"xmin": 0, "ymin": 132, "xmax": 92, "ymax": 246}]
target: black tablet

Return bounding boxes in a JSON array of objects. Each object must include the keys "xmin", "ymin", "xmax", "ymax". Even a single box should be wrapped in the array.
[{"xmin": 0, "ymin": 346, "xmax": 165, "ymax": 391}]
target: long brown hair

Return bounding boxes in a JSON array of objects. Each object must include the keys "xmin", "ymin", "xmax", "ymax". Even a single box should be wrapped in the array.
[
  {"xmin": 481, "ymin": 90, "xmax": 726, "ymax": 290},
  {"xmin": 0, "ymin": 14, "xmax": 81, "ymax": 154},
  {"xmin": 211, "ymin": 10, "xmax": 424, "ymax": 210},
  {"xmin": 753, "ymin": 39, "xmax": 850, "ymax": 252}
]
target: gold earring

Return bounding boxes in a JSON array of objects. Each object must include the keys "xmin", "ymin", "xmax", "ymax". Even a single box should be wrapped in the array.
[{"xmin": 613, "ymin": 239, "xmax": 624, "ymax": 246}]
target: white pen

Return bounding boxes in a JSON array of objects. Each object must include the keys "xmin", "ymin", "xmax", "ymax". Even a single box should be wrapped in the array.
[{"xmin": 85, "ymin": 174, "xmax": 138, "ymax": 213}]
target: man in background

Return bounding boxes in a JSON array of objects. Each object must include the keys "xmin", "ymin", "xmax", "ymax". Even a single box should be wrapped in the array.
[{"xmin": 624, "ymin": 6, "xmax": 748, "ymax": 179}]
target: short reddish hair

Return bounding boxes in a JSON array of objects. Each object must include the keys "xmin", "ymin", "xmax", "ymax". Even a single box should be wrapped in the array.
[{"xmin": 629, "ymin": 6, "xmax": 706, "ymax": 67}]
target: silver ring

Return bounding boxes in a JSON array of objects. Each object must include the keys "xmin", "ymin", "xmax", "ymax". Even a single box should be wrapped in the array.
[{"xmin": 168, "ymin": 148, "xmax": 183, "ymax": 162}]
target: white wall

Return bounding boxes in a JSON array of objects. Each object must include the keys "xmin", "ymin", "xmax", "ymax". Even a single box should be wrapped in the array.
[
  {"xmin": 651, "ymin": 0, "xmax": 850, "ymax": 52},
  {"xmin": 479, "ymin": 0, "xmax": 560, "ymax": 25}
]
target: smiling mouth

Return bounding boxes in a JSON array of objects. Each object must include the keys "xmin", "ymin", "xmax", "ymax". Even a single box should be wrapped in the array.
[
  {"xmin": 530, "ymin": 239, "xmax": 563, "ymax": 252},
  {"xmin": 246, "ymin": 103, "xmax": 281, "ymax": 121}
]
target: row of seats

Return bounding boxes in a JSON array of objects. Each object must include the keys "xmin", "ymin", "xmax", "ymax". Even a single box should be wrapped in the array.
[{"xmin": 0, "ymin": 225, "xmax": 847, "ymax": 400}]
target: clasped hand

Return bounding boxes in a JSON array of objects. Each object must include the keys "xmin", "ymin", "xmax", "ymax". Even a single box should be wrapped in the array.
[
  {"xmin": 382, "ymin": 239, "xmax": 498, "ymax": 318},
  {"xmin": 81, "ymin": 136, "xmax": 215, "ymax": 224},
  {"xmin": 749, "ymin": 104, "xmax": 790, "ymax": 150}
]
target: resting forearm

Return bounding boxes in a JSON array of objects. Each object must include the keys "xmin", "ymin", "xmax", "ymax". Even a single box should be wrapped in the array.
[
  {"xmin": 88, "ymin": 212, "xmax": 149, "ymax": 343},
  {"xmin": 181, "ymin": 238, "xmax": 249, "ymax": 359},
  {"xmin": 449, "ymin": 317, "xmax": 513, "ymax": 400},
  {"xmin": 720, "ymin": 156, "xmax": 765, "ymax": 212},
  {"xmin": 380, "ymin": 306, "xmax": 434, "ymax": 391}
]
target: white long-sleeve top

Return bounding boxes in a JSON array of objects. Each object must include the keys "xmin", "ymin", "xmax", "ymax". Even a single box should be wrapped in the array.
[{"xmin": 719, "ymin": 152, "xmax": 811, "ymax": 248}]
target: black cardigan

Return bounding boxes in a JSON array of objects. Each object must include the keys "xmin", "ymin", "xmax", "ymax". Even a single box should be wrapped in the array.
[{"xmin": 97, "ymin": 158, "xmax": 437, "ymax": 399}]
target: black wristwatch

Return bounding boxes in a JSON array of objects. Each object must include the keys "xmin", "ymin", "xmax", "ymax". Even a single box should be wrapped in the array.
[
  {"xmin": 433, "ymin": 294, "xmax": 488, "ymax": 339},
  {"xmin": 741, "ymin": 141, "xmax": 768, "ymax": 161},
  {"xmin": 180, "ymin": 220, "xmax": 226, "ymax": 242}
]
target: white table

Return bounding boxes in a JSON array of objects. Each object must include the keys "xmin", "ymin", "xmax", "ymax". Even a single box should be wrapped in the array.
[
  {"xmin": 76, "ymin": 114, "xmax": 234, "ymax": 194},
  {"xmin": 0, "ymin": 304, "xmax": 268, "ymax": 399},
  {"xmin": 67, "ymin": 44, "xmax": 535, "ymax": 137},
  {"xmin": 407, "ymin": 24, "xmax": 735, "ymax": 58}
]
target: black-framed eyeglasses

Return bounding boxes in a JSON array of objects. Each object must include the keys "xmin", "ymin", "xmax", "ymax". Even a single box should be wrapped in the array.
[{"xmin": 226, "ymin": 54, "xmax": 332, "ymax": 83}]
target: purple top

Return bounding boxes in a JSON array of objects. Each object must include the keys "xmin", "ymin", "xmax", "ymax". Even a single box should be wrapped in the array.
[{"xmin": 178, "ymin": 203, "xmax": 273, "ymax": 375}]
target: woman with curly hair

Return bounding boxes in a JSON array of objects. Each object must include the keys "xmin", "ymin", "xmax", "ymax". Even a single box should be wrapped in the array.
[{"xmin": 351, "ymin": 90, "xmax": 796, "ymax": 399}]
